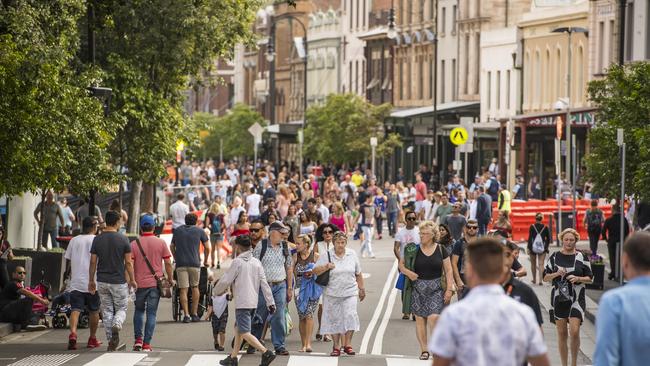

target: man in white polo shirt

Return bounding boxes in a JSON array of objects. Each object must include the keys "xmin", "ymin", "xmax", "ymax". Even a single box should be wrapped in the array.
[{"xmin": 170, "ymin": 192, "xmax": 190, "ymax": 234}]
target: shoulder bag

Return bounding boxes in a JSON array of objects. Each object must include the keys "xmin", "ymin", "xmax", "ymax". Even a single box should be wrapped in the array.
[
  {"xmin": 315, "ymin": 251, "xmax": 332, "ymax": 287},
  {"xmin": 135, "ymin": 238, "xmax": 172, "ymax": 298}
]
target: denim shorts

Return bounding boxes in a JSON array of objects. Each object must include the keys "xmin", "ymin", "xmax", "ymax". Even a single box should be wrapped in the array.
[
  {"xmin": 69, "ymin": 290, "xmax": 100, "ymax": 312},
  {"xmin": 235, "ymin": 309, "xmax": 255, "ymax": 334}
]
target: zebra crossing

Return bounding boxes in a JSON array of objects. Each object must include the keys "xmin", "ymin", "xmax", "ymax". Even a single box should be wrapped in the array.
[{"xmin": 4, "ymin": 352, "xmax": 433, "ymax": 366}]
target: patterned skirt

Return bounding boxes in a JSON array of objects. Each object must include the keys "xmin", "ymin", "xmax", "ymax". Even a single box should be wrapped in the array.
[
  {"xmin": 411, "ymin": 278, "xmax": 444, "ymax": 317},
  {"xmin": 320, "ymin": 295, "xmax": 360, "ymax": 335}
]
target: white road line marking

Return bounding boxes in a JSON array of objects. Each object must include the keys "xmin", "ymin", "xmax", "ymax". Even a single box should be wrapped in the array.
[
  {"xmin": 287, "ymin": 355, "xmax": 338, "ymax": 366},
  {"xmin": 371, "ymin": 288, "xmax": 399, "ymax": 355},
  {"xmin": 183, "ymin": 354, "xmax": 239, "ymax": 366},
  {"xmin": 8, "ymin": 354, "xmax": 77, "ymax": 366},
  {"xmin": 386, "ymin": 358, "xmax": 432, "ymax": 366},
  {"xmin": 84, "ymin": 353, "xmax": 147, "ymax": 366},
  {"xmin": 360, "ymin": 260, "xmax": 399, "ymax": 355}
]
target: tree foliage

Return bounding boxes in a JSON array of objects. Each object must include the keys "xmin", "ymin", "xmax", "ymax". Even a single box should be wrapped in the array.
[
  {"xmin": 303, "ymin": 94, "xmax": 400, "ymax": 164},
  {"xmin": 202, "ymin": 104, "xmax": 267, "ymax": 160},
  {"xmin": 0, "ymin": 0, "xmax": 116, "ymax": 196},
  {"xmin": 586, "ymin": 62, "xmax": 650, "ymax": 201},
  {"xmin": 92, "ymin": 0, "xmax": 263, "ymax": 183}
]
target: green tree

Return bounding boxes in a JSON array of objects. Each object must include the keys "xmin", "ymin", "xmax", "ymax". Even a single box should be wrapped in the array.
[
  {"xmin": 0, "ymin": 0, "xmax": 117, "ymax": 246},
  {"xmin": 586, "ymin": 62, "xmax": 650, "ymax": 201},
  {"xmin": 90, "ymin": 0, "xmax": 262, "ymax": 230},
  {"xmin": 303, "ymin": 94, "xmax": 401, "ymax": 164},
  {"xmin": 203, "ymin": 104, "xmax": 267, "ymax": 160}
]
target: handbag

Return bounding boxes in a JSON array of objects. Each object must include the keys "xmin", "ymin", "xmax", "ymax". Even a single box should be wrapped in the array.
[
  {"xmin": 315, "ymin": 251, "xmax": 332, "ymax": 287},
  {"xmin": 135, "ymin": 238, "xmax": 172, "ymax": 298}
]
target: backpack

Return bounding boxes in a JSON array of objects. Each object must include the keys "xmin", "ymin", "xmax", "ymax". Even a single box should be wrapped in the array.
[
  {"xmin": 587, "ymin": 210, "xmax": 603, "ymax": 232},
  {"xmin": 211, "ymin": 214, "xmax": 223, "ymax": 234},
  {"xmin": 531, "ymin": 225, "xmax": 545, "ymax": 254},
  {"xmin": 259, "ymin": 238, "xmax": 290, "ymax": 262},
  {"xmin": 487, "ymin": 177, "xmax": 499, "ymax": 196}
]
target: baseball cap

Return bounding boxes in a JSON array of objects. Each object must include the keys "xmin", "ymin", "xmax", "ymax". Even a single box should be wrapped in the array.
[
  {"xmin": 140, "ymin": 214, "xmax": 156, "ymax": 228},
  {"xmin": 269, "ymin": 221, "xmax": 289, "ymax": 233}
]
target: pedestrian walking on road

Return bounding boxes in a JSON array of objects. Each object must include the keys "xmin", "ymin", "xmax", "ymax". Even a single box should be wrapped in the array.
[
  {"xmin": 131, "ymin": 214, "xmax": 174, "ymax": 351},
  {"xmin": 476, "ymin": 186, "xmax": 492, "ymax": 236},
  {"xmin": 359, "ymin": 194, "xmax": 376, "ymax": 258},
  {"xmin": 594, "ymin": 232, "xmax": 650, "ymax": 366},
  {"xmin": 251, "ymin": 221, "xmax": 293, "ymax": 356},
  {"xmin": 602, "ymin": 204, "xmax": 630, "ymax": 281},
  {"xmin": 583, "ymin": 200, "xmax": 604, "ymax": 256},
  {"xmin": 429, "ymin": 238, "xmax": 550, "ymax": 366},
  {"xmin": 501, "ymin": 241, "xmax": 544, "ymax": 328},
  {"xmin": 64, "ymin": 217, "xmax": 101, "ymax": 350},
  {"xmin": 451, "ymin": 220, "xmax": 479, "ymax": 299},
  {"xmin": 170, "ymin": 213, "xmax": 210, "ymax": 323},
  {"xmin": 169, "ymin": 193, "xmax": 190, "ymax": 234},
  {"xmin": 215, "ymin": 235, "xmax": 277, "ymax": 366},
  {"xmin": 292, "ymin": 234, "xmax": 320, "ymax": 352},
  {"xmin": 543, "ymin": 228, "xmax": 593, "ymax": 366},
  {"xmin": 527, "ymin": 213, "xmax": 551, "ymax": 285},
  {"xmin": 313, "ymin": 231, "xmax": 365, "ymax": 357},
  {"xmin": 88, "ymin": 211, "xmax": 137, "ymax": 352},
  {"xmin": 394, "ymin": 210, "xmax": 421, "ymax": 320},
  {"xmin": 399, "ymin": 221, "xmax": 454, "ymax": 360}
]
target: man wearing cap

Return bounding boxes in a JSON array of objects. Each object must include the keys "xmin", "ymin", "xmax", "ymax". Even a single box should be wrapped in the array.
[
  {"xmin": 64, "ymin": 217, "xmax": 101, "ymax": 350},
  {"xmin": 251, "ymin": 221, "xmax": 293, "ymax": 356},
  {"xmin": 130, "ymin": 214, "xmax": 174, "ymax": 351}
]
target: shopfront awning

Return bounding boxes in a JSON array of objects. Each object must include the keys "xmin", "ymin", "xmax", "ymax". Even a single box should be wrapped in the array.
[
  {"xmin": 266, "ymin": 120, "xmax": 303, "ymax": 136},
  {"xmin": 390, "ymin": 101, "xmax": 480, "ymax": 119},
  {"xmin": 500, "ymin": 107, "xmax": 597, "ymax": 128}
]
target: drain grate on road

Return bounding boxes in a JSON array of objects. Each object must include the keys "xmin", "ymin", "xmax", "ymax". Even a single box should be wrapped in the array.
[{"xmin": 8, "ymin": 354, "xmax": 78, "ymax": 366}]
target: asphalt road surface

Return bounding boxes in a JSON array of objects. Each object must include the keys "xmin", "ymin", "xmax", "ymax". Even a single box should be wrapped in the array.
[{"xmin": 0, "ymin": 232, "xmax": 594, "ymax": 366}]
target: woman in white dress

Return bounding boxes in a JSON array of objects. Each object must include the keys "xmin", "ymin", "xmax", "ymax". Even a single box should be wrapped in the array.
[{"xmin": 313, "ymin": 231, "xmax": 366, "ymax": 357}]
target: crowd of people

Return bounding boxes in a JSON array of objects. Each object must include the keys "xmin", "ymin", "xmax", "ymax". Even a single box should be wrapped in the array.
[{"xmin": 1, "ymin": 157, "xmax": 650, "ymax": 366}]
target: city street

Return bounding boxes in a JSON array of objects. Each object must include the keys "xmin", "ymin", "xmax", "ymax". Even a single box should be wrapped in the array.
[{"xmin": 0, "ymin": 233, "xmax": 594, "ymax": 366}]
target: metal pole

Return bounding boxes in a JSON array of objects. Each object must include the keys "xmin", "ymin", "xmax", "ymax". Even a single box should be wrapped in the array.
[
  {"xmin": 572, "ymin": 134, "xmax": 577, "ymax": 229},
  {"xmin": 619, "ymin": 0, "xmax": 627, "ymax": 65},
  {"xmin": 87, "ymin": 0, "xmax": 97, "ymax": 218},
  {"xmin": 565, "ymin": 30, "xmax": 572, "ymax": 227},
  {"xmin": 433, "ymin": 0, "xmax": 439, "ymax": 186},
  {"xmin": 619, "ymin": 142, "xmax": 625, "ymax": 285},
  {"xmin": 269, "ymin": 18, "xmax": 276, "ymax": 125},
  {"xmin": 556, "ymin": 138, "xmax": 562, "ymax": 245},
  {"xmin": 303, "ymin": 36, "xmax": 308, "ymax": 126},
  {"xmin": 253, "ymin": 143, "xmax": 258, "ymax": 178},
  {"xmin": 372, "ymin": 146, "xmax": 376, "ymax": 180},
  {"xmin": 219, "ymin": 138, "xmax": 223, "ymax": 163}
]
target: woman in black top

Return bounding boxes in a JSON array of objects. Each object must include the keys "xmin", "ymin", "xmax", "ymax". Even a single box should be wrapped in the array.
[
  {"xmin": 399, "ymin": 221, "xmax": 454, "ymax": 361},
  {"xmin": 527, "ymin": 213, "xmax": 551, "ymax": 285},
  {"xmin": 543, "ymin": 229, "xmax": 593, "ymax": 366}
]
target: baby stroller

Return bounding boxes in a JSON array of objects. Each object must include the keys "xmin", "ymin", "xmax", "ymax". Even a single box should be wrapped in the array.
[
  {"xmin": 172, "ymin": 267, "xmax": 212, "ymax": 321},
  {"xmin": 27, "ymin": 274, "xmax": 51, "ymax": 328},
  {"xmin": 49, "ymin": 293, "xmax": 90, "ymax": 329}
]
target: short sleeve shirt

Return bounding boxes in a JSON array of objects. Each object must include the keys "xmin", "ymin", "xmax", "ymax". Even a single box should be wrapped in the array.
[
  {"xmin": 395, "ymin": 227, "xmax": 420, "ymax": 257},
  {"xmin": 131, "ymin": 234, "xmax": 172, "ymax": 288},
  {"xmin": 171, "ymin": 225, "xmax": 209, "ymax": 268},
  {"xmin": 90, "ymin": 231, "xmax": 131, "ymax": 284},
  {"xmin": 64, "ymin": 234, "xmax": 96, "ymax": 292},
  {"xmin": 315, "ymin": 247, "xmax": 361, "ymax": 298},
  {"xmin": 252, "ymin": 241, "xmax": 292, "ymax": 282}
]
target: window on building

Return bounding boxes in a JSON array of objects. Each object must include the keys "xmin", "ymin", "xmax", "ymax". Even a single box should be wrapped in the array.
[
  {"xmin": 355, "ymin": 60, "xmax": 359, "ymax": 94},
  {"xmin": 545, "ymin": 50, "xmax": 551, "ymax": 104},
  {"xmin": 418, "ymin": 55, "xmax": 424, "ymax": 100},
  {"xmin": 362, "ymin": 0, "xmax": 366, "ymax": 28},
  {"xmin": 452, "ymin": 5, "xmax": 457, "ymax": 34},
  {"xmin": 356, "ymin": 0, "xmax": 360, "ymax": 29},
  {"xmin": 407, "ymin": 0, "xmax": 412, "ymax": 24},
  {"xmin": 496, "ymin": 70, "xmax": 501, "ymax": 110},
  {"xmin": 463, "ymin": 35, "xmax": 469, "ymax": 94},
  {"xmin": 451, "ymin": 59, "xmax": 457, "ymax": 100},
  {"xmin": 625, "ymin": 3, "xmax": 634, "ymax": 61},
  {"xmin": 430, "ymin": 0, "xmax": 435, "ymax": 21},
  {"xmin": 609, "ymin": 19, "xmax": 616, "ymax": 64},
  {"xmin": 429, "ymin": 54, "xmax": 434, "ymax": 100},
  {"xmin": 506, "ymin": 70, "xmax": 511, "ymax": 110},
  {"xmin": 577, "ymin": 46, "xmax": 584, "ymax": 103},
  {"xmin": 524, "ymin": 51, "xmax": 530, "ymax": 106},
  {"xmin": 362, "ymin": 60, "xmax": 366, "ymax": 94},
  {"xmin": 349, "ymin": 0, "xmax": 353, "ymax": 29},
  {"xmin": 556, "ymin": 48, "xmax": 562, "ymax": 99},
  {"xmin": 487, "ymin": 71, "xmax": 492, "ymax": 110},
  {"xmin": 598, "ymin": 21, "xmax": 605, "ymax": 73},
  {"xmin": 441, "ymin": 7, "xmax": 446, "ymax": 34},
  {"xmin": 399, "ymin": 56, "xmax": 404, "ymax": 100},
  {"xmin": 440, "ymin": 59, "xmax": 446, "ymax": 103},
  {"xmin": 475, "ymin": 33, "xmax": 481, "ymax": 94},
  {"xmin": 349, "ymin": 60, "xmax": 353, "ymax": 93},
  {"xmin": 534, "ymin": 50, "xmax": 541, "ymax": 106},
  {"xmin": 399, "ymin": 0, "xmax": 404, "ymax": 25}
]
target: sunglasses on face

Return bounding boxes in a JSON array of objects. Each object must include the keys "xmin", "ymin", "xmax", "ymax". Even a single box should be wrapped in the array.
[
  {"xmin": 250, "ymin": 228, "xmax": 263, "ymax": 232},
  {"xmin": 467, "ymin": 226, "xmax": 478, "ymax": 230},
  {"xmin": 406, "ymin": 217, "xmax": 417, "ymax": 221},
  {"xmin": 323, "ymin": 230, "xmax": 333, "ymax": 234},
  {"xmin": 17, "ymin": 272, "xmax": 26, "ymax": 275}
]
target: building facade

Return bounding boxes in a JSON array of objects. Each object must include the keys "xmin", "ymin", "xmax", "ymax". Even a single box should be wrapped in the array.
[
  {"xmin": 341, "ymin": 0, "xmax": 371, "ymax": 96},
  {"xmin": 307, "ymin": 7, "xmax": 343, "ymax": 104}
]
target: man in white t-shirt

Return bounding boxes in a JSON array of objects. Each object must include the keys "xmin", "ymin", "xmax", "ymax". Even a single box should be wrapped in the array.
[
  {"xmin": 316, "ymin": 197, "xmax": 330, "ymax": 225},
  {"xmin": 394, "ymin": 210, "xmax": 420, "ymax": 319},
  {"xmin": 64, "ymin": 217, "xmax": 101, "ymax": 350},
  {"xmin": 226, "ymin": 163, "xmax": 239, "ymax": 186},
  {"xmin": 170, "ymin": 193, "xmax": 190, "ymax": 232},
  {"xmin": 245, "ymin": 187, "xmax": 262, "ymax": 221}
]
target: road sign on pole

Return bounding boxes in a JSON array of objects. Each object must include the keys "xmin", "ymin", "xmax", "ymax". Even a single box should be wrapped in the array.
[
  {"xmin": 248, "ymin": 122, "xmax": 264, "ymax": 145},
  {"xmin": 449, "ymin": 127, "xmax": 468, "ymax": 146}
]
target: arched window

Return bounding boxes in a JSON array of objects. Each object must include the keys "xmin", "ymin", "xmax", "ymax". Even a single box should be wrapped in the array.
[
  {"xmin": 545, "ymin": 49, "xmax": 551, "ymax": 106},
  {"xmin": 556, "ymin": 48, "xmax": 562, "ymax": 99},
  {"xmin": 576, "ymin": 45, "xmax": 584, "ymax": 104},
  {"xmin": 524, "ymin": 51, "xmax": 531, "ymax": 107},
  {"xmin": 534, "ymin": 50, "xmax": 541, "ymax": 107}
]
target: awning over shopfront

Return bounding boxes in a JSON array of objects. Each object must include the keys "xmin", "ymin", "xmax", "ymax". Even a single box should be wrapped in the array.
[
  {"xmin": 502, "ymin": 107, "xmax": 597, "ymax": 128},
  {"xmin": 266, "ymin": 120, "xmax": 303, "ymax": 136},
  {"xmin": 390, "ymin": 101, "xmax": 480, "ymax": 119}
]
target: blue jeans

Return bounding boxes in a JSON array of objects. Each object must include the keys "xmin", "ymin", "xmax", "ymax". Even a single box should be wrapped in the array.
[
  {"xmin": 42, "ymin": 228, "xmax": 58, "ymax": 248},
  {"xmin": 252, "ymin": 282, "xmax": 287, "ymax": 351},
  {"xmin": 133, "ymin": 287, "xmax": 160, "ymax": 344},
  {"xmin": 388, "ymin": 212, "xmax": 398, "ymax": 236}
]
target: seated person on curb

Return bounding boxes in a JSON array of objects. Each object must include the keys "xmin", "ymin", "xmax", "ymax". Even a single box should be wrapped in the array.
[
  {"xmin": 214, "ymin": 235, "xmax": 277, "ymax": 366},
  {"xmin": 171, "ymin": 213, "xmax": 210, "ymax": 323},
  {"xmin": 0, "ymin": 266, "xmax": 49, "ymax": 331}
]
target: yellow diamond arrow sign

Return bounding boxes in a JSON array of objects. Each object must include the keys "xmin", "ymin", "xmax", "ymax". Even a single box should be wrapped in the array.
[{"xmin": 450, "ymin": 127, "xmax": 468, "ymax": 146}]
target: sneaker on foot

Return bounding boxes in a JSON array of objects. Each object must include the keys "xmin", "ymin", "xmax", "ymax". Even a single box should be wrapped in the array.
[
  {"xmin": 108, "ymin": 325, "xmax": 120, "ymax": 351},
  {"xmin": 191, "ymin": 315, "xmax": 200, "ymax": 322},
  {"xmin": 87, "ymin": 337, "xmax": 102, "ymax": 348},
  {"xmin": 261, "ymin": 350, "xmax": 277, "ymax": 366},
  {"xmin": 218, "ymin": 355, "xmax": 238, "ymax": 366},
  {"xmin": 68, "ymin": 333, "xmax": 77, "ymax": 350},
  {"xmin": 182, "ymin": 315, "xmax": 191, "ymax": 323},
  {"xmin": 26, "ymin": 324, "xmax": 46, "ymax": 331},
  {"xmin": 142, "ymin": 343, "xmax": 153, "ymax": 352},
  {"xmin": 133, "ymin": 337, "xmax": 143, "ymax": 352}
]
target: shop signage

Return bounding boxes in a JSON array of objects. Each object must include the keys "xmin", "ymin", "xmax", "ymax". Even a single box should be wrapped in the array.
[{"xmin": 526, "ymin": 110, "xmax": 596, "ymax": 127}]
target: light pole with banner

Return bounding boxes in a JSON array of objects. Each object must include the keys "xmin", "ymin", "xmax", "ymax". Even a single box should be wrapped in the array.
[
  {"xmin": 617, "ymin": 128, "xmax": 625, "ymax": 285},
  {"xmin": 248, "ymin": 122, "xmax": 264, "ymax": 177},
  {"xmin": 298, "ymin": 129, "xmax": 304, "ymax": 181},
  {"xmin": 370, "ymin": 137, "xmax": 378, "ymax": 180}
]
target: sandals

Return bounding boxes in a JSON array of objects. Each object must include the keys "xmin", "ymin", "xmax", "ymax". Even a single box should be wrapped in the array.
[
  {"xmin": 402, "ymin": 314, "xmax": 410, "ymax": 320},
  {"xmin": 330, "ymin": 347, "xmax": 341, "ymax": 357},
  {"xmin": 343, "ymin": 346, "xmax": 356, "ymax": 355},
  {"xmin": 419, "ymin": 351, "xmax": 430, "ymax": 360},
  {"xmin": 315, "ymin": 334, "xmax": 323, "ymax": 341},
  {"xmin": 323, "ymin": 335, "xmax": 332, "ymax": 342}
]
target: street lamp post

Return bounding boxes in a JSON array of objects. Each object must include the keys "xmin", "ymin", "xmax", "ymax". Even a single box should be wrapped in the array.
[
  {"xmin": 552, "ymin": 26, "xmax": 587, "ymax": 229},
  {"xmin": 370, "ymin": 137, "xmax": 378, "ymax": 179},
  {"xmin": 617, "ymin": 128, "xmax": 625, "ymax": 285}
]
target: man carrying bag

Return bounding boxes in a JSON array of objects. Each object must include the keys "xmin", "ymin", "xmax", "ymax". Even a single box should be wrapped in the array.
[{"xmin": 130, "ymin": 214, "xmax": 175, "ymax": 351}]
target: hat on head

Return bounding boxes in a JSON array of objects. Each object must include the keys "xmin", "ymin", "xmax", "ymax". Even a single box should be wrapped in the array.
[
  {"xmin": 269, "ymin": 221, "xmax": 289, "ymax": 233},
  {"xmin": 140, "ymin": 214, "xmax": 155, "ymax": 228}
]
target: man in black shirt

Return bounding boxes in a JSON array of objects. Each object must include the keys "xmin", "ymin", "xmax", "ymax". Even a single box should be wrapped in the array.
[
  {"xmin": 451, "ymin": 219, "xmax": 479, "ymax": 298},
  {"xmin": 260, "ymin": 198, "xmax": 281, "ymax": 226},
  {"xmin": 502, "ymin": 242, "xmax": 543, "ymax": 327},
  {"xmin": 0, "ymin": 266, "xmax": 49, "ymax": 330},
  {"xmin": 603, "ymin": 204, "xmax": 631, "ymax": 280}
]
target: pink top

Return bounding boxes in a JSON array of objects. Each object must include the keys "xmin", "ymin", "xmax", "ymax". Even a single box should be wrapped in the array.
[
  {"xmin": 330, "ymin": 214, "xmax": 346, "ymax": 232},
  {"xmin": 131, "ymin": 233, "xmax": 172, "ymax": 288}
]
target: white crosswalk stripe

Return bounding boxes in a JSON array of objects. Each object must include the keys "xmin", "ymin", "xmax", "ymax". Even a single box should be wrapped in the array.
[
  {"xmin": 183, "ymin": 354, "xmax": 238, "ymax": 366},
  {"xmin": 7, "ymin": 354, "xmax": 78, "ymax": 366},
  {"xmin": 385, "ymin": 358, "xmax": 432, "ymax": 366},
  {"xmin": 83, "ymin": 353, "xmax": 147, "ymax": 366},
  {"xmin": 286, "ymin": 355, "xmax": 338, "ymax": 366}
]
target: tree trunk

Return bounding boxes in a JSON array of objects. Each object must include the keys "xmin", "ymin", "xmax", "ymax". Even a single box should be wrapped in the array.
[
  {"xmin": 127, "ymin": 180, "xmax": 143, "ymax": 234},
  {"xmin": 142, "ymin": 182, "xmax": 154, "ymax": 213}
]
